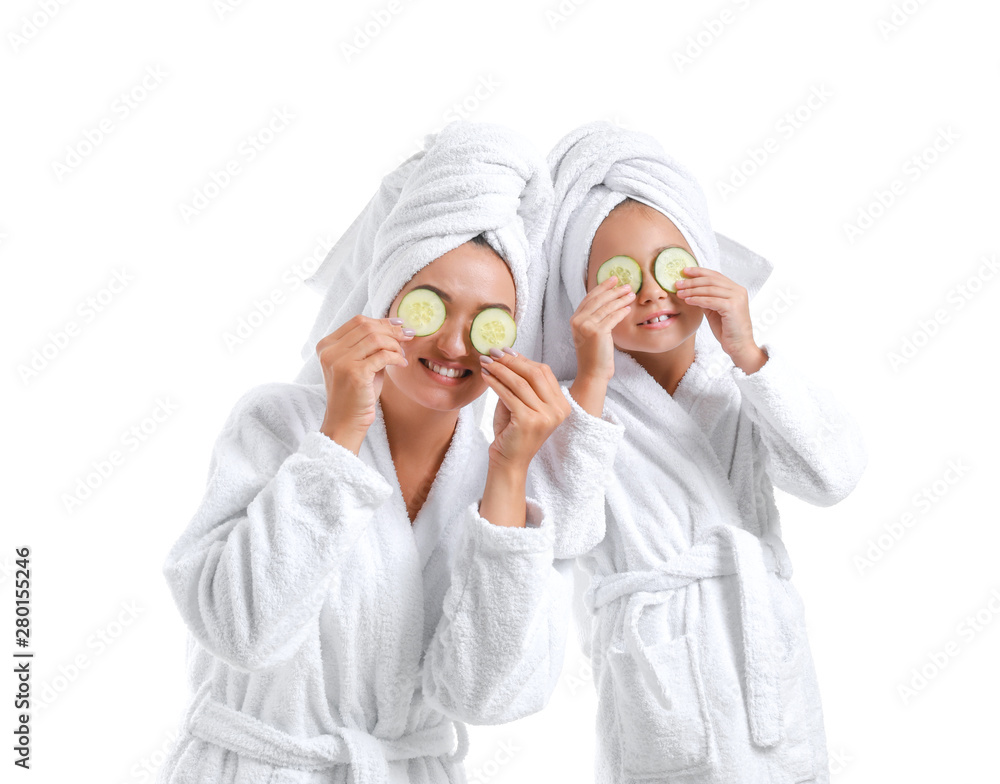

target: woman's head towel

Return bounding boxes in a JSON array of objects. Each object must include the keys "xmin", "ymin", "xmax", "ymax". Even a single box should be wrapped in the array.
[
  {"xmin": 541, "ymin": 120, "xmax": 774, "ymax": 381},
  {"xmin": 295, "ymin": 121, "xmax": 554, "ymax": 398}
]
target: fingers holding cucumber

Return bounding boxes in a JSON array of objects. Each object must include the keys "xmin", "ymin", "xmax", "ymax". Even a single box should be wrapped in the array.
[
  {"xmin": 316, "ymin": 314, "xmax": 414, "ymax": 452},
  {"xmin": 572, "ymin": 274, "xmax": 635, "ymax": 383},
  {"xmin": 478, "ymin": 350, "xmax": 570, "ymax": 471}
]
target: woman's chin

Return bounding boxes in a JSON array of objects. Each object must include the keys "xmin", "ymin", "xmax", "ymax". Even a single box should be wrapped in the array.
[{"xmin": 387, "ymin": 368, "xmax": 485, "ymax": 412}]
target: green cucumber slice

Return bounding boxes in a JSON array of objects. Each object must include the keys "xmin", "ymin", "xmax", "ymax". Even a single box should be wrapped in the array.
[
  {"xmin": 653, "ymin": 248, "xmax": 698, "ymax": 293},
  {"xmin": 398, "ymin": 288, "xmax": 446, "ymax": 336},
  {"xmin": 470, "ymin": 308, "xmax": 516, "ymax": 355},
  {"xmin": 596, "ymin": 255, "xmax": 642, "ymax": 291}
]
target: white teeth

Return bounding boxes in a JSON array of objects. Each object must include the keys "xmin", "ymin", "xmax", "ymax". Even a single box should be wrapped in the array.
[
  {"xmin": 642, "ymin": 314, "xmax": 674, "ymax": 325},
  {"xmin": 426, "ymin": 360, "xmax": 464, "ymax": 378}
]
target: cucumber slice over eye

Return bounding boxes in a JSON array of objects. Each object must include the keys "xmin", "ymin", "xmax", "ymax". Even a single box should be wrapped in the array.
[
  {"xmin": 653, "ymin": 247, "xmax": 698, "ymax": 293},
  {"xmin": 398, "ymin": 288, "xmax": 446, "ymax": 336},
  {"xmin": 470, "ymin": 308, "xmax": 516, "ymax": 355},
  {"xmin": 596, "ymin": 255, "xmax": 642, "ymax": 291}
]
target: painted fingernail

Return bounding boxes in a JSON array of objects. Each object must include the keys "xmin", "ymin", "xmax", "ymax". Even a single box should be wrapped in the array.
[
  {"xmin": 502, "ymin": 347, "xmax": 518, "ymax": 357},
  {"xmin": 481, "ymin": 367, "xmax": 491, "ymax": 376},
  {"xmin": 479, "ymin": 354, "xmax": 494, "ymax": 364},
  {"xmin": 402, "ymin": 328, "xmax": 416, "ymax": 336},
  {"xmin": 389, "ymin": 317, "xmax": 404, "ymax": 325},
  {"xmin": 489, "ymin": 347, "xmax": 504, "ymax": 358}
]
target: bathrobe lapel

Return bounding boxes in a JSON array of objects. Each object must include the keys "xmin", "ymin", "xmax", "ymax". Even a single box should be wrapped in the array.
[
  {"xmin": 354, "ymin": 404, "xmax": 426, "ymax": 739},
  {"xmin": 609, "ymin": 348, "xmax": 744, "ymax": 537},
  {"xmin": 369, "ymin": 401, "xmax": 479, "ymax": 572}
]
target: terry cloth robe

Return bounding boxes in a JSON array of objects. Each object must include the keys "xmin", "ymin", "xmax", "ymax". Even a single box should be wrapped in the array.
[
  {"xmin": 158, "ymin": 374, "xmax": 623, "ymax": 784},
  {"xmin": 570, "ymin": 341, "xmax": 866, "ymax": 784}
]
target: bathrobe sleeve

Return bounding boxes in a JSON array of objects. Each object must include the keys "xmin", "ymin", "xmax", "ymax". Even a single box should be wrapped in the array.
[
  {"xmin": 526, "ymin": 384, "xmax": 626, "ymax": 559},
  {"xmin": 731, "ymin": 344, "xmax": 867, "ymax": 506},
  {"xmin": 421, "ymin": 500, "xmax": 572, "ymax": 725},
  {"xmin": 162, "ymin": 383, "xmax": 394, "ymax": 672}
]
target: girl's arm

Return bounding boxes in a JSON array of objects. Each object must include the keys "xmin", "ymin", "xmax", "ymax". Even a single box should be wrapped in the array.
[
  {"xmin": 162, "ymin": 383, "xmax": 392, "ymax": 672},
  {"xmin": 674, "ymin": 267, "xmax": 866, "ymax": 504},
  {"xmin": 732, "ymin": 343, "xmax": 867, "ymax": 505}
]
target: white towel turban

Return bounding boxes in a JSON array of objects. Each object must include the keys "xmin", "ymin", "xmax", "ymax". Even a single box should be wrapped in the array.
[
  {"xmin": 295, "ymin": 121, "xmax": 553, "ymax": 414},
  {"xmin": 541, "ymin": 120, "xmax": 773, "ymax": 382}
]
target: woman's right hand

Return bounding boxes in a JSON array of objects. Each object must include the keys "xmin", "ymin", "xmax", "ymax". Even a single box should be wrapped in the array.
[{"xmin": 316, "ymin": 315, "xmax": 414, "ymax": 453}]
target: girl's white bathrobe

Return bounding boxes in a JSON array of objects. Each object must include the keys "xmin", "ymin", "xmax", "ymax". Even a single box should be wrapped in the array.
[
  {"xmin": 159, "ymin": 376, "xmax": 622, "ymax": 784},
  {"xmin": 572, "ymin": 342, "xmax": 866, "ymax": 784}
]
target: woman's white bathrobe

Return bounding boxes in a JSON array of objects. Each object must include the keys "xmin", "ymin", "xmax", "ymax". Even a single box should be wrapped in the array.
[
  {"xmin": 572, "ymin": 342, "xmax": 866, "ymax": 784},
  {"xmin": 159, "ymin": 376, "xmax": 623, "ymax": 784}
]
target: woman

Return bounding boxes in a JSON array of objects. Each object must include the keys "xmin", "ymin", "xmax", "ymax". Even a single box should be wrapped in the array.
[{"xmin": 158, "ymin": 121, "xmax": 623, "ymax": 784}]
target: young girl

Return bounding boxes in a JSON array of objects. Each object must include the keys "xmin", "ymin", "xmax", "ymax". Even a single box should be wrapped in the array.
[
  {"xmin": 541, "ymin": 121, "xmax": 867, "ymax": 783},
  {"xmin": 158, "ymin": 121, "xmax": 621, "ymax": 784}
]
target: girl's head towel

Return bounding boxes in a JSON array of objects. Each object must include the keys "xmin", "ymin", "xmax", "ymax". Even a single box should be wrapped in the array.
[
  {"xmin": 295, "ymin": 120, "xmax": 553, "ymax": 388},
  {"xmin": 541, "ymin": 120, "xmax": 773, "ymax": 381}
]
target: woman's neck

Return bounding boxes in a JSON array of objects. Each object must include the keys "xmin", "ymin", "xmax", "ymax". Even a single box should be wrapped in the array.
[
  {"xmin": 378, "ymin": 377, "xmax": 460, "ymax": 466},
  {"xmin": 623, "ymin": 336, "xmax": 696, "ymax": 396}
]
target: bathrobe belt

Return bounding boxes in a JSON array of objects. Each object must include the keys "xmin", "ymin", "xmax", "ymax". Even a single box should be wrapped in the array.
[
  {"xmin": 584, "ymin": 525, "xmax": 793, "ymax": 748},
  {"xmin": 184, "ymin": 681, "xmax": 469, "ymax": 783}
]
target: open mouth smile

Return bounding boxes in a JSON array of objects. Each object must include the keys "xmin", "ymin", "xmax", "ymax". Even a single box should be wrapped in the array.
[
  {"xmin": 638, "ymin": 311, "xmax": 679, "ymax": 328},
  {"xmin": 419, "ymin": 358, "xmax": 473, "ymax": 383}
]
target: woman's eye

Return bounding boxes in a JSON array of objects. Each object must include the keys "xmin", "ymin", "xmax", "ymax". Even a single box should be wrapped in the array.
[{"xmin": 398, "ymin": 288, "xmax": 447, "ymax": 335}]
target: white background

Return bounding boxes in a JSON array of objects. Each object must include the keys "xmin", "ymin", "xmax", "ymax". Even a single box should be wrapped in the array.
[{"xmin": 3, "ymin": 0, "xmax": 998, "ymax": 781}]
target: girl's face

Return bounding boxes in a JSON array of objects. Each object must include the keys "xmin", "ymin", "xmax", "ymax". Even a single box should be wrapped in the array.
[
  {"xmin": 385, "ymin": 241, "xmax": 516, "ymax": 412},
  {"xmin": 585, "ymin": 202, "xmax": 704, "ymax": 354}
]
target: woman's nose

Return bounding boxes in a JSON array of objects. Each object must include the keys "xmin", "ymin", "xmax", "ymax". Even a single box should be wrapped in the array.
[{"xmin": 434, "ymin": 317, "xmax": 468, "ymax": 358}]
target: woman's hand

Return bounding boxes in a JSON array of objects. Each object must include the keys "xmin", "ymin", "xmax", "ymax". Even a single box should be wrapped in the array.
[
  {"xmin": 476, "ymin": 349, "xmax": 571, "ymax": 527},
  {"xmin": 674, "ymin": 267, "xmax": 767, "ymax": 374},
  {"xmin": 316, "ymin": 315, "xmax": 414, "ymax": 453},
  {"xmin": 479, "ymin": 349, "xmax": 571, "ymax": 473}
]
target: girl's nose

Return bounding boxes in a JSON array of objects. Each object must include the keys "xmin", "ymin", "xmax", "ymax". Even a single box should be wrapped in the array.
[{"xmin": 637, "ymin": 268, "xmax": 668, "ymax": 304}]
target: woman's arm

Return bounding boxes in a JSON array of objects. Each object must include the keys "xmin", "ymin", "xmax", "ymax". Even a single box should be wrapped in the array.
[
  {"xmin": 527, "ymin": 385, "xmax": 625, "ymax": 559},
  {"xmin": 162, "ymin": 383, "xmax": 393, "ymax": 672},
  {"xmin": 421, "ymin": 498, "xmax": 571, "ymax": 724}
]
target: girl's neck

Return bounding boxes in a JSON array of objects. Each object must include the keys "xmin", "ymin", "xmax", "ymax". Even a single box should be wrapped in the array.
[
  {"xmin": 624, "ymin": 336, "xmax": 696, "ymax": 396},
  {"xmin": 378, "ymin": 377, "xmax": 460, "ymax": 465}
]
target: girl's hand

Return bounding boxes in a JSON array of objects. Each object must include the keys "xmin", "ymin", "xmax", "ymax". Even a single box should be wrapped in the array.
[
  {"xmin": 570, "ymin": 275, "xmax": 635, "ymax": 383},
  {"xmin": 674, "ymin": 268, "xmax": 767, "ymax": 373},
  {"xmin": 478, "ymin": 349, "xmax": 571, "ymax": 473},
  {"xmin": 315, "ymin": 315, "xmax": 414, "ymax": 452}
]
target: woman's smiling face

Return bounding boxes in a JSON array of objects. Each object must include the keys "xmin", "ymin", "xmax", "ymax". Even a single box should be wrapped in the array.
[
  {"xmin": 384, "ymin": 240, "xmax": 516, "ymax": 412},
  {"xmin": 586, "ymin": 200, "xmax": 704, "ymax": 355}
]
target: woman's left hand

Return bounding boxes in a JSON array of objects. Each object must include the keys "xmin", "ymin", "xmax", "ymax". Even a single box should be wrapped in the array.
[
  {"xmin": 479, "ymin": 349, "xmax": 571, "ymax": 474},
  {"xmin": 674, "ymin": 267, "xmax": 767, "ymax": 373}
]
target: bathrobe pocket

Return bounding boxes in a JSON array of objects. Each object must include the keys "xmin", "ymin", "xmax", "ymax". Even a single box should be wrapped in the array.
[{"xmin": 606, "ymin": 633, "xmax": 714, "ymax": 778}]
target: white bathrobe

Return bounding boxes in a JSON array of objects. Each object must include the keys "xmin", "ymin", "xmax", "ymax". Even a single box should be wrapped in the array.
[
  {"xmin": 570, "ymin": 341, "xmax": 866, "ymax": 784},
  {"xmin": 158, "ymin": 375, "xmax": 623, "ymax": 784}
]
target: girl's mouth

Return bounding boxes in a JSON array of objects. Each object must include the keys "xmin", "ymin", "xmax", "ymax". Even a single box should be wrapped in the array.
[
  {"xmin": 418, "ymin": 358, "xmax": 473, "ymax": 384},
  {"xmin": 638, "ymin": 312, "xmax": 678, "ymax": 328}
]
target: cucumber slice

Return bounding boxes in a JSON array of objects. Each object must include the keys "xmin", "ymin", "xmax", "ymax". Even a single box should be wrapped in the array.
[
  {"xmin": 398, "ymin": 288, "xmax": 446, "ymax": 336},
  {"xmin": 596, "ymin": 255, "xmax": 642, "ymax": 291},
  {"xmin": 653, "ymin": 247, "xmax": 698, "ymax": 293},
  {"xmin": 470, "ymin": 308, "xmax": 516, "ymax": 355}
]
